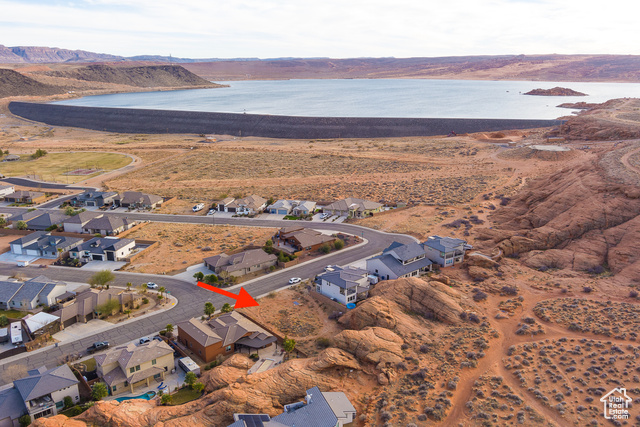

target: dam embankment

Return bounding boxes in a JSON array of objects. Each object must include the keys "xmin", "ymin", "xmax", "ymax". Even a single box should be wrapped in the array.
[{"xmin": 9, "ymin": 102, "xmax": 564, "ymax": 138}]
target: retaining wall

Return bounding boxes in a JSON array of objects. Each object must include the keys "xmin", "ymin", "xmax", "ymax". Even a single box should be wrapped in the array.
[{"xmin": 9, "ymin": 102, "xmax": 564, "ymax": 139}]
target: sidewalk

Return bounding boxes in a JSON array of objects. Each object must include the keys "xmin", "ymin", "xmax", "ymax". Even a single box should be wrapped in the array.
[{"xmin": 0, "ymin": 291, "xmax": 178, "ymax": 368}]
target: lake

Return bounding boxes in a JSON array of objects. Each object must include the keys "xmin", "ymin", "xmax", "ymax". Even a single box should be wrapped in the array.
[{"xmin": 53, "ymin": 79, "xmax": 640, "ymax": 120}]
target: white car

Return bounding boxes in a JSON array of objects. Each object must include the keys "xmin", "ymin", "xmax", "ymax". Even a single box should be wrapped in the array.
[
  {"xmin": 288, "ymin": 277, "xmax": 302, "ymax": 284},
  {"xmin": 146, "ymin": 282, "xmax": 158, "ymax": 289},
  {"xmin": 320, "ymin": 213, "xmax": 330, "ymax": 219},
  {"xmin": 192, "ymin": 203, "xmax": 205, "ymax": 212},
  {"xmin": 206, "ymin": 209, "xmax": 215, "ymax": 216}
]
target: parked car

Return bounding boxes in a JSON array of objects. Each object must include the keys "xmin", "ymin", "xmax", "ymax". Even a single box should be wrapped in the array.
[
  {"xmin": 146, "ymin": 282, "xmax": 158, "ymax": 289},
  {"xmin": 153, "ymin": 336, "xmax": 163, "ymax": 342},
  {"xmin": 139, "ymin": 337, "xmax": 151, "ymax": 345},
  {"xmin": 320, "ymin": 213, "xmax": 330, "ymax": 219},
  {"xmin": 206, "ymin": 209, "xmax": 215, "ymax": 216},
  {"xmin": 87, "ymin": 341, "xmax": 109, "ymax": 354},
  {"xmin": 288, "ymin": 277, "xmax": 302, "ymax": 284},
  {"xmin": 192, "ymin": 203, "xmax": 205, "ymax": 212},
  {"xmin": 110, "ymin": 204, "xmax": 117, "ymax": 210}
]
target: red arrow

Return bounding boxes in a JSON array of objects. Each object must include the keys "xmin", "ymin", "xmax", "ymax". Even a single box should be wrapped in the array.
[{"xmin": 196, "ymin": 281, "xmax": 259, "ymax": 308}]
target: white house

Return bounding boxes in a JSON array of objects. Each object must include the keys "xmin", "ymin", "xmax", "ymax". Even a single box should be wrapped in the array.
[
  {"xmin": 9, "ymin": 232, "xmax": 83, "ymax": 259},
  {"xmin": 6, "ymin": 276, "xmax": 67, "ymax": 311},
  {"xmin": 423, "ymin": 235, "xmax": 472, "ymax": 267},
  {"xmin": 0, "ymin": 184, "xmax": 15, "ymax": 198},
  {"xmin": 69, "ymin": 237, "xmax": 136, "ymax": 262},
  {"xmin": 316, "ymin": 265, "xmax": 370, "ymax": 305},
  {"xmin": 366, "ymin": 241, "xmax": 433, "ymax": 281},
  {"xmin": 267, "ymin": 199, "xmax": 294, "ymax": 215}
]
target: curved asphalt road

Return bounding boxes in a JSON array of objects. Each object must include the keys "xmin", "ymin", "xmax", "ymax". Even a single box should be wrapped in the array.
[{"xmin": 0, "ymin": 209, "xmax": 416, "ymax": 377}]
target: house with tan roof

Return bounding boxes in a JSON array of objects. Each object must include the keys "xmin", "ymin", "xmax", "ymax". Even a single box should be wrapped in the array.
[
  {"xmin": 5, "ymin": 191, "xmax": 46, "ymax": 205},
  {"xmin": 275, "ymin": 226, "xmax": 337, "ymax": 253},
  {"xmin": 323, "ymin": 197, "xmax": 383, "ymax": 218},
  {"xmin": 114, "ymin": 191, "xmax": 164, "ymax": 209},
  {"xmin": 95, "ymin": 340, "xmax": 174, "ymax": 396},
  {"xmin": 216, "ymin": 195, "xmax": 267, "ymax": 215},
  {"xmin": 52, "ymin": 287, "xmax": 141, "ymax": 329},
  {"xmin": 177, "ymin": 311, "xmax": 276, "ymax": 363},
  {"xmin": 203, "ymin": 248, "xmax": 277, "ymax": 278}
]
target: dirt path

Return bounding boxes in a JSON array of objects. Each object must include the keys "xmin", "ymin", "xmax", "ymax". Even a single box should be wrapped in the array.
[{"xmin": 620, "ymin": 144, "xmax": 640, "ymax": 177}]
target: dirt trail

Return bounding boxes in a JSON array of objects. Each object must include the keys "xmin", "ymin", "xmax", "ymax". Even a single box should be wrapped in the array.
[{"xmin": 620, "ymin": 145, "xmax": 640, "ymax": 177}]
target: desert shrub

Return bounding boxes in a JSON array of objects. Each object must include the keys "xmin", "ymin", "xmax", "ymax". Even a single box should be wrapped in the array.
[
  {"xmin": 587, "ymin": 265, "xmax": 605, "ymax": 275},
  {"xmin": 468, "ymin": 313, "xmax": 480, "ymax": 323},
  {"xmin": 506, "ymin": 252, "xmax": 520, "ymax": 259},
  {"xmin": 472, "ymin": 290, "xmax": 488, "ymax": 302},
  {"xmin": 67, "ymin": 405, "xmax": 83, "ymax": 416},
  {"xmin": 316, "ymin": 337, "xmax": 331, "ymax": 348},
  {"xmin": 501, "ymin": 286, "xmax": 518, "ymax": 296},
  {"xmin": 380, "ymin": 411, "xmax": 392, "ymax": 422},
  {"xmin": 459, "ymin": 312, "xmax": 468, "ymax": 321},
  {"xmin": 583, "ymin": 286, "xmax": 593, "ymax": 293},
  {"xmin": 419, "ymin": 344, "xmax": 432, "ymax": 354},
  {"xmin": 630, "ymin": 290, "xmax": 639, "ymax": 298},
  {"xmin": 500, "ymin": 197, "xmax": 511, "ymax": 206},
  {"xmin": 333, "ymin": 239, "xmax": 344, "ymax": 250}
]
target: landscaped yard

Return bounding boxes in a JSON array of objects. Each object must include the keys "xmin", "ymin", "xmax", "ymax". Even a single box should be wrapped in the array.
[
  {"xmin": 0, "ymin": 309, "xmax": 30, "ymax": 319},
  {"xmin": 0, "ymin": 152, "xmax": 132, "ymax": 184},
  {"xmin": 169, "ymin": 387, "xmax": 202, "ymax": 405}
]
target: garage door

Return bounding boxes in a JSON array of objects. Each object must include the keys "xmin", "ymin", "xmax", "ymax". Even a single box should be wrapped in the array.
[
  {"xmin": 277, "ymin": 209, "xmax": 289, "ymax": 215},
  {"xmin": 92, "ymin": 254, "xmax": 104, "ymax": 261}
]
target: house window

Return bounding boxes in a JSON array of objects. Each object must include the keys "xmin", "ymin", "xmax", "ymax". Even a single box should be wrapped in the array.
[
  {"xmin": 112, "ymin": 385, "xmax": 117, "ymax": 392},
  {"xmin": 56, "ymin": 400, "xmax": 64, "ymax": 409},
  {"xmin": 225, "ymin": 345, "xmax": 232, "ymax": 352},
  {"xmin": 130, "ymin": 367, "xmax": 135, "ymax": 373},
  {"xmin": 135, "ymin": 365, "xmax": 140, "ymax": 371},
  {"xmin": 152, "ymin": 359, "xmax": 156, "ymax": 365}
]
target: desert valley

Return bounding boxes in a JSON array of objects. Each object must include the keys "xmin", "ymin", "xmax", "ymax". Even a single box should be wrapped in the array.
[{"xmin": 0, "ymin": 50, "xmax": 639, "ymax": 427}]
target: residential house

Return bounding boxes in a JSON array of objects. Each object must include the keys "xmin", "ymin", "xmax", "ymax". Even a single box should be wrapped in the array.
[
  {"xmin": 9, "ymin": 232, "xmax": 83, "ymax": 259},
  {"xmin": 0, "ymin": 184, "xmax": 15, "ymax": 198},
  {"xmin": 5, "ymin": 191, "xmax": 46, "ymax": 204},
  {"xmin": 228, "ymin": 386, "xmax": 356, "ymax": 427},
  {"xmin": 177, "ymin": 311, "xmax": 275, "ymax": 363},
  {"xmin": 423, "ymin": 235, "xmax": 473, "ymax": 268},
  {"xmin": 8, "ymin": 210, "xmax": 42, "ymax": 224},
  {"xmin": 82, "ymin": 215, "xmax": 136, "ymax": 235},
  {"xmin": 292, "ymin": 200, "xmax": 316, "ymax": 216},
  {"xmin": 69, "ymin": 237, "xmax": 136, "ymax": 262},
  {"xmin": 114, "ymin": 191, "xmax": 163, "ymax": 209},
  {"xmin": 23, "ymin": 212, "xmax": 70, "ymax": 231},
  {"xmin": 267, "ymin": 199, "xmax": 293, "ymax": 215},
  {"xmin": 67, "ymin": 190, "xmax": 117, "ymax": 207},
  {"xmin": 11, "ymin": 364, "xmax": 80, "ymax": 422},
  {"xmin": 316, "ymin": 265, "xmax": 370, "ymax": 305},
  {"xmin": 0, "ymin": 386, "xmax": 24, "ymax": 427},
  {"xmin": 322, "ymin": 197, "xmax": 383, "ymax": 218},
  {"xmin": 2, "ymin": 276, "xmax": 67, "ymax": 311},
  {"xmin": 61, "ymin": 211, "xmax": 102, "ymax": 234},
  {"xmin": 217, "ymin": 195, "xmax": 267, "ymax": 215},
  {"xmin": 275, "ymin": 226, "xmax": 336, "ymax": 253},
  {"xmin": 52, "ymin": 288, "xmax": 142, "ymax": 329},
  {"xmin": 95, "ymin": 340, "xmax": 174, "ymax": 396},
  {"xmin": 367, "ymin": 241, "xmax": 433, "ymax": 281},
  {"xmin": 204, "ymin": 249, "xmax": 277, "ymax": 278}
]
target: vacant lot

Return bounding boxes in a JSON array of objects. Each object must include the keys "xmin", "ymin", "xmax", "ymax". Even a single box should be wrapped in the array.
[
  {"xmin": 0, "ymin": 151, "xmax": 132, "ymax": 183},
  {"xmin": 121, "ymin": 222, "xmax": 277, "ymax": 274}
]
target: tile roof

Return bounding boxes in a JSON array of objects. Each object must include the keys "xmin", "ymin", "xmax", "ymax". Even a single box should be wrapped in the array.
[
  {"xmin": 14, "ymin": 364, "xmax": 78, "ymax": 401},
  {"xmin": 292, "ymin": 200, "xmax": 316, "ymax": 212},
  {"xmin": 83, "ymin": 215, "xmax": 131, "ymax": 232},
  {"xmin": 204, "ymin": 249, "xmax": 276, "ymax": 274},
  {"xmin": 179, "ymin": 312, "xmax": 273, "ymax": 349},
  {"xmin": 9, "ymin": 210, "xmax": 43, "ymax": 222},
  {"xmin": 117, "ymin": 191, "xmax": 163, "ymax": 206},
  {"xmin": 177, "ymin": 317, "xmax": 223, "ymax": 347},
  {"xmin": 96, "ymin": 340, "xmax": 173, "ymax": 372},
  {"xmin": 62, "ymin": 211, "xmax": 102, "ymax": 225},
  {"xmin": 7, "ymin": 191, "xmax": 44, "ymax": 200},
  {"xmin": 227, "ymin": 195, "xmax": 267, "ymax": 210},
  {"xmin": 286, "ymin": 229, "xmax": 335, "ymax": 248},
  {"xmin": 267, "ymin": 200, "xmax": 293, "ymax": 211}
]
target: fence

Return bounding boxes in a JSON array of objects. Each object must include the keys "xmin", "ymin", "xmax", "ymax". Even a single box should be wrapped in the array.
[
  {"xmin": 236, "ymin": 310, "xmax": 308, "ymax": 358},
  {"xmin": 308, "ymin": 289, "xmax": 348, "ymax": 314}
]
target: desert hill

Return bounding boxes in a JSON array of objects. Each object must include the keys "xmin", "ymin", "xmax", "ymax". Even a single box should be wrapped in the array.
[
  {"xmin": 0, "ymin": 68, "xmax": 65, "ymax": 98},
  {"xmin": 44, "ymin": 64, "xmax": 218, "ymax": 88},
  {"xmin": 0, "ymin": 44, "xmax": 121, "ymax": 63}
]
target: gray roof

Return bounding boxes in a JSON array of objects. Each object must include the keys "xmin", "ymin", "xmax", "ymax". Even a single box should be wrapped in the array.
[
  {"xmin": 0, "ymin": 387, "xmax": 26, "ymax": 421},
  {"xmin": 272, "ymin": 386, "xmax": 339, "ymax": 427},
  {"xmin": 9, "ymin": 210, "xmax": 42, "ymax": 222},
  {"xmin": 11, "ymin": 281, "xmax": 47, "ymax": 304},
  {"xmin": 72, "ymin": 190, "xmax": 117, "ymax": 203},
  {"xmin": 25, "ymin": 212, "xmax": 70, "ymax": 229},
  {"xmin": 117, "ymin": 191, "xmax": 163, "ymax": 206},
  {"xmin": 0, "ymin": 281, "xmax": 24, "ymax": 303},
  {"xmin": 293, "ymin": 200, "xmax": 316, "ymax": 212},
  {"xmin": 83, "ymin": 215, "xmax": 130, "ymax": 231},
  {"xmin": 204, "ymin": 249, "xmax": 276, "ymax": 274},
  {"xmin": 268, "ymin": 200, "xmax": 293, "ymax": 211},
  {"xmin": 13, "ymin": 232, "xmax": 83, "ymax": 253},
  {"xmin": 62, "ymin": 211, "xmax": 102, "ymax": 225},
  {"xmin": 70, "ymin": 237, "xmax": 134, "ymax": 254},
  {"xmin": 7, "ymin": 191, "xmax": 44, "ymax": 200},
  {"xmin": 368, "ymin": 252, "xmax": 433, "ymax": 277},
  {"xmin": 318, "ymin": 266, "xmax": 368, "ymax": 290},
  {"xmin": 384, "ymin": 241, "xmax": 426, "ymax": 262},
  {"xmin": 424, "ymin": 235, "xmax": 469, "ymax": 252},
  {"xmin": 14, "ymin": 364, "xmax": 78, "ymax": 401}
]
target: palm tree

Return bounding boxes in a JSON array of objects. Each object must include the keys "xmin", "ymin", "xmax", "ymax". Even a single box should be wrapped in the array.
[{"xmin": 158, "ymin": 286, "xmax": 166, "ymax": 303}]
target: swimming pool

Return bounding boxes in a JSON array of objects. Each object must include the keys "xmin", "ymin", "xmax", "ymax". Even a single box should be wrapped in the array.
[{"xmin": 114, "ymin": 390, "xmax": 157, "ymax": 402}]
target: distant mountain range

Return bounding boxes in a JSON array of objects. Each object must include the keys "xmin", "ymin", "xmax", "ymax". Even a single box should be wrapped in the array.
[{"xmin": 0, "ymin": 44, "xmax": 323, "ymax": 63}]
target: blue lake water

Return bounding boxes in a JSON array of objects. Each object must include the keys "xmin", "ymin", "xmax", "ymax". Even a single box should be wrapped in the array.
[{"xmin": 53, "ymin": 79, "xmax": 640, "ymax": 120}]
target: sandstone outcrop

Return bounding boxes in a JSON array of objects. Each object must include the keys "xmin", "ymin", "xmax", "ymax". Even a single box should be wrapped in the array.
[
  {"xmin": 524, "ymin": 87, "xmax": 586, "ymax": 96},
  {"xmin": 333, "ymin": 327, "xmax": 404, "ymax": 370},
  {"xmin": 39, "ymin": 348, "xmax": 361, "ymax": 427}
]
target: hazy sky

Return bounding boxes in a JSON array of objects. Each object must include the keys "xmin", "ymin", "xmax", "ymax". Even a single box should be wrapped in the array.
[{"xmin": 0, "ymin": 0, "xmax": 636, "ymax": 58}]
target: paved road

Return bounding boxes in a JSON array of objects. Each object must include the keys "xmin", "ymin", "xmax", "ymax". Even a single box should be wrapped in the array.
[
  {"xmin": 0, "ymin": 177, "xmax": 96, "ymax": 191},
  {"xmin": 0, "ymin": 210, "xmax": 416, "ymax": 378}
]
